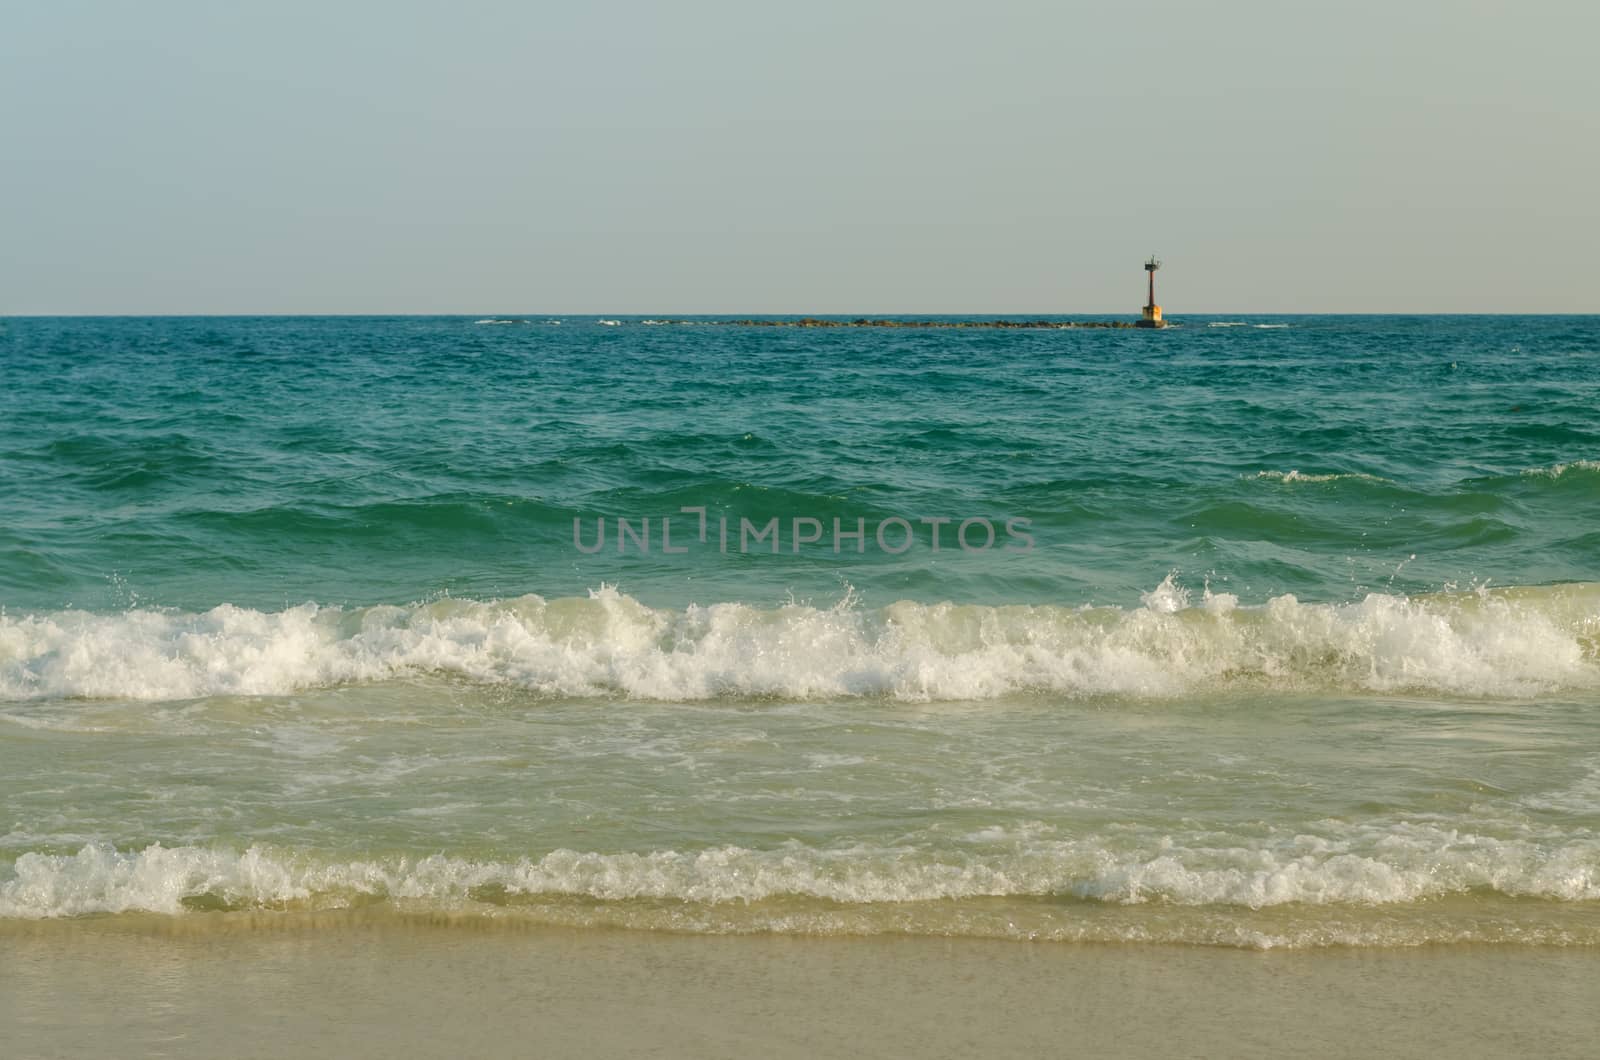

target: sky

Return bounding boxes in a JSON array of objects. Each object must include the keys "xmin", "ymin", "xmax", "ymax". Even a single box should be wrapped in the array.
[{"xmin": 2, "ymin": 1, "xmax": 1595, "ymax": 314}]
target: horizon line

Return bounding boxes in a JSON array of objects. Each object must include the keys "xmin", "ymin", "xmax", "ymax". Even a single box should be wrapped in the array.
[{"xmin": 5, "ymin": 311, "xmax": 1599, "ymax": 320}]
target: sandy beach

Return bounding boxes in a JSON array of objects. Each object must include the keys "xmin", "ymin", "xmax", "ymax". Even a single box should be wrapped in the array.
[{"xmin": 4, "ymin": 916, "xmax": 1597, "ymax": 1059}]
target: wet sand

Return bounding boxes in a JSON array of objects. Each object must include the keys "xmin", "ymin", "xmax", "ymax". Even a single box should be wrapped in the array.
[{"xmin": 3, "ymin": 916, "xmax": 1597, "ymax": 1059}]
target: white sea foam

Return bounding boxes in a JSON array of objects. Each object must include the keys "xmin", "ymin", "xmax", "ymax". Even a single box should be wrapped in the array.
[
  {"xmin": 1, "ymin": 582, "xmax": 1596, "ymax": 703},
  {"xmin": 4, "ymin": 824, "xmax": 1597, "ymax": 920},
  {"xmin": 1523, "ymin": 460, "xmax": 1600, "ymax": 479},
  {"xmin": 1521, "ymin": 754, "xmax": 1600, "ymax": 815},
  {"xmin": 1251, "ymin": 469, "xmax": 1390, "ymax": 484}
]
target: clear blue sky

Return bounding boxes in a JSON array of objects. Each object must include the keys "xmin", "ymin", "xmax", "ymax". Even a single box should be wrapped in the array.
[{"xmin": 3, "ymin": 1, "xmax": 1595, "ymax": 314}]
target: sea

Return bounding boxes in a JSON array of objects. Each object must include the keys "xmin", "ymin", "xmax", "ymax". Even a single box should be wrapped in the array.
[{"xmin": 2, "ymin": 313, "xmax": 1598, "ymax": 949}]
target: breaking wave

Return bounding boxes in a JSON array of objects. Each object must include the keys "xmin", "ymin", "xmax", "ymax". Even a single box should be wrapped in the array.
[
  {"xmin": 1523, "ymin": 460, "xmax": 1600, "ymax": 479},
  {"xmin": 4, "ymin": 824, "xmax": 1598, "ymax": 945},
  {"xmin": 1, "ymin": 581, "xmax": 1597, "ymax": 703},
  {"xmin": 1250, "ymin": 470, "xmax": 1392, "ymax": 484}
]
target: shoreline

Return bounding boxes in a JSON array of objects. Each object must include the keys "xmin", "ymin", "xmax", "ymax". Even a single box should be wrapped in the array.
[{"xmin": 4, "ymin": 918, "xmax": 1597, "ymax": 1058}]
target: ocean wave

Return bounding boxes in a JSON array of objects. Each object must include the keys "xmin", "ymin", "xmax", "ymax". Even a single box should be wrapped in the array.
[
  {"xmin": 1, "ymin": 581, "xmax": 1597, "ymax": 703},
  {"xmin": 5, "ymin": 824, "xmax": 1598, "ymax": 923},
  {"xmin": 1249, "ymin": 470, "xmax": 1391, "ymax": 484},
  {"xmin": 1522, "ymin": 460, "xmax": 1600, "ymax": 479}
]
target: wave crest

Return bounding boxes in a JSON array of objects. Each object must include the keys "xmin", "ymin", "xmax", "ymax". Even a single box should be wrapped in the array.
[
  {"xmin": 1250, "ymin": 470, "xmax": 1390, "ymax": 484},
  {"xmin": 5, "ymin": 826, "xmax": 1598, "ymax": 922},
  {"xmin": 2, "ymin": 582, "xmax": 1597, "ymax": 703},
  {"xmin": 1523, "ymin": 460, "xmax": 1600, "ymax": 479}
]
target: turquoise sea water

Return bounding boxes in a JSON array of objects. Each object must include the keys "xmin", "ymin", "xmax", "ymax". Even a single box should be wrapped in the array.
[{"xmin": 2, "ymin": 314, "xmax": 1599, "ymax": 946}]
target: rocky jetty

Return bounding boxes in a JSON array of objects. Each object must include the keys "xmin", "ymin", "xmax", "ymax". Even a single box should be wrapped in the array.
[{"xmin": 655, "ymin": 318, "xmax": 1153, "ymax": 329}]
